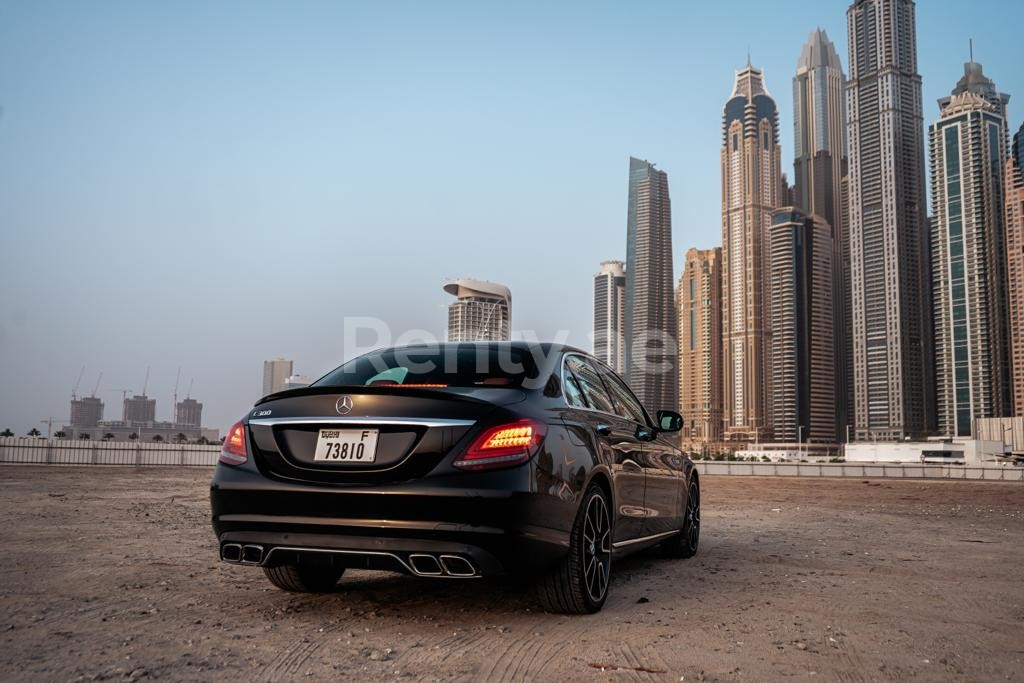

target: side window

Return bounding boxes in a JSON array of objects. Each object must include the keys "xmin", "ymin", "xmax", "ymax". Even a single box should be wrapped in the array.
[
  {"xmin": 598, "ymin": 364, "xmax": 648, "ymax": 425},
  {"xmin": 565, "ymin": 356, "xmax": 615, "ymax": 414},
  {"xmin": 562, "ymin": 368, "xmax": 588, "ymax": 408}
]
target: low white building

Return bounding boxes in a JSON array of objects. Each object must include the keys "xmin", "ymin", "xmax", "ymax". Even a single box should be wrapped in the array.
[{"xmin": 844, "ymin": 440, "xmax": 1004, "ymax": 465}]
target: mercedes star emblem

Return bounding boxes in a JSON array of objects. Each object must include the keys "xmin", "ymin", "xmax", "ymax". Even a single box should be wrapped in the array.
[{"xmin": 335, "ymin": 395, "xmax": 354, "ymax": 415}]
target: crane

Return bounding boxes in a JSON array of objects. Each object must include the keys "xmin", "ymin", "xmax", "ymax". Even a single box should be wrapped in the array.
[
  {"xmin": 186, "ymin": 378, "xmax": 194, "ymax": 399},
  {"xmin": 141, "ymin": 366, "xmax": 150, "ymax": 397},
  {"xmin": 91, "ymin": 372, "xmax": 103, "ymax": 398},
  {"xmin": 173, "ymin": 367, "xmax": 181, "ymax": 422},
  {"xmin": 71, "ymin": 365, "xmax": 85, "ymax": 400}
]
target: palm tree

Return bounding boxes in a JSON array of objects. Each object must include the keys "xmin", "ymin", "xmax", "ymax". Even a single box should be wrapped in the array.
[
  {"xmin": 27, "ymin": 428, "xmax": 41, "ymax": 437},
  {"xmin": 1, "ymin": 428, "xmax": 14, "ymax": 437},
  {"xmin": 103, "ymin": 433, "xmax": 115, "ymax": 441},
  {"xmin": 175, "ymin": 433, "xmax": 187, "ymax": 444},
  {"xmin": 129, "ymin": 432, "xmax": 138, "ymax": 441},
  {"xmin": 152, "ymin": 434, "xmax": 164, "ymax": 442},
  {"xmin": 196, "ymin": 436, "xmax": 209, "ymax": 445},
  {"xmin": 81, "ymin": 433, "xmax": 91, "ymax": 440},
  {"xmin": 54, "ymin": 431, "xmax": 67, "ymax": 439}
]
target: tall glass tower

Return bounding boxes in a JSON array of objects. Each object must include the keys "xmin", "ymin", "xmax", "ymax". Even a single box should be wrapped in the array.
[
  {"xmin": 593, "ymin": 260, "xmax": 626, "ymax": 374},
  {"xmin": 846, "ymin": 0, "xmax": 933, "ymax": 440},
  {"xmin": 930, "ymin": 60, "xmax": 1011, "ymax": 436},
  {"xmin": 793, "ymin": 28, "xmax": 848, "ymax": 442},
  {"xmin": 624, "ymin": 157, "xmax": 678, "ymax": 414}
]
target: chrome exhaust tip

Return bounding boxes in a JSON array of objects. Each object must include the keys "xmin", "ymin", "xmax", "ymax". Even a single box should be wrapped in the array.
[
  {"xmin": 241, "ymin": 544, "xmax": 264, "ymax": 565},
  {"xmin": 408, "ymin": 553, "xmax": 443, "ymax": 576},
  {"xmin": 439, "ymin": 554, "xmax": 476, "ymax": 577},
  {"xmin": 221, "ymin": 543, "xmax": 243, "ymax": 563}
]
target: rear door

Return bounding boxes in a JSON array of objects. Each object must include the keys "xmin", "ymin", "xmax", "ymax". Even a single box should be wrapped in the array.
[
  {"xmin": 564, "ymin": 355, "xmax": 646, "ymax": 544},
  {"xmin": 597, "ymin": 364, "xmax": 682, "ymax": 537}
]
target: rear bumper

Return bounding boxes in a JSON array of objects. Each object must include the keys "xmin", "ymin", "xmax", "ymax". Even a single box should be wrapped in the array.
[{"xmin": 210, "ymin": 461, "xmax": 572, "ymax": 577}]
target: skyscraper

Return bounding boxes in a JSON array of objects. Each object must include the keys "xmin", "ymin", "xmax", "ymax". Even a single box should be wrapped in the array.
[
  {"xmin": 678, "ymin": 247, "xmax": 723, "ymax": 448},
  {"xmin": 443, "ymin": 279, "xmax": 511, "ymax": 342},
  {"xmin": 263, "ymin": 358, "xmax": 293, "ymax": 396},
  {"xmin": 793, "ymin": 28, "xmax": 849, "ymax": 440},
  {"xmin": 1005, "ymin": 124, "xmax": 1024, "ymax": 416},
  {"xmin": 624, "ymin": 157, "xmax": 677, "ymax": 414},
  {"xmin": 846, "ymin": 0, "xmax": 933, "ymax": 440},
  {"xmin": 930, "ymin": 59, "xmax": 1012, "ymax": 436},
  {"xmin": 721, "ymin": 63, "xmax": 782, "ymax": 442},
  {"xmin": 594, "ymin": 260, "xmax": 626, "ymax": 374},
  {"xmin": 768, "ymin": 209, "xmax": 835, "ymax": 444}
]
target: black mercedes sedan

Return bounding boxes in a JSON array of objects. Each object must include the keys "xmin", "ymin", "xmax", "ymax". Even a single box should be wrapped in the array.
[{"xmin": 210, "ymin": 342, "xmax": 699, "ymax": 613}]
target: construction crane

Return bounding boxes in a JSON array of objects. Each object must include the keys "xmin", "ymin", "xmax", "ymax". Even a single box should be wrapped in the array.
[
  {"xmin": 91, "ymin": 372, "xmax": 103, "ymax": 398},
  {"xmin": 186, "ymin": 378, "xmax": 194, "ymax": 399},
  {"xmin": 173, "ymin": 367, "xmax": 181, "ymax": 422},
  {"xmin": 71, "ymin": 365, "xmax": 85, "ymax": 400},
  {"xmin": 141, "ymin": 366, "xmax": 150, "ymax": 397}
]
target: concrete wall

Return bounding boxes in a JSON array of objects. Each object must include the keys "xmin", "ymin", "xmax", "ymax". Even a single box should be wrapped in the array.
[{"xmin": 697, "ymin": 461, "xmax": 1024, "ymax": 480}]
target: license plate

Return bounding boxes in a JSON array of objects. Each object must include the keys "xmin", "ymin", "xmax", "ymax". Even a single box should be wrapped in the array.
[{"xmin": 313, "ymin": 429, "xmax": 379, "ymax": 463}]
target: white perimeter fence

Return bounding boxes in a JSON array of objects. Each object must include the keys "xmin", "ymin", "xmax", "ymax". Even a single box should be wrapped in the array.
[
  {"xmin": 2, "ymin": 437, "xmax": 1023, "ymax": 480},
  {"xmin": 0, "ymin": 436, "xmax": 220, "ymax": 466},
  {"xmin": 696, "ymin": 460, "xmax": 1024, "ymax": 481}
]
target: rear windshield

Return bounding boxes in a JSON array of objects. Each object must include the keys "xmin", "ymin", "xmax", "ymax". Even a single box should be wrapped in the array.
[{"xmin": 313, "ymin": 345, "xmax": 546, "ymax": 389}]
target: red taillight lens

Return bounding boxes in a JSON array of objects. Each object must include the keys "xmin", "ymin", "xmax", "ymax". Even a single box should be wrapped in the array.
[
  {"xmin": 219, "ymin": 420, "xmax": 247, "ymax": 466},
  {"xmin": 453, "ymin": 419, "xmax": 547, "ymax": 471}
]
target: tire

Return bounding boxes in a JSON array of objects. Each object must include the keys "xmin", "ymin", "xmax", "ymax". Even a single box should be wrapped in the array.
[
  {"xmin": 661, "ymin": 476, "xmax": 700, "ymax": 559},
  {"xmin": 262, "ymin": 562, "xmax": 345, "ymax": 593},
  {"xmin": 537, "ymin": 484, "xmax": 612, "ymax": 614}
]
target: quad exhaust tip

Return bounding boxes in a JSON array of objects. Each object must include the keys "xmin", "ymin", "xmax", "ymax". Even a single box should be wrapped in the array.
[
  {"xmin": 408, "ymin": 553, "xmax": 443, "ymax": 576},
  {"xmin": 221, "ymin": 543, "xmax": 263, "ymax": 565},
  {"xmin": 439, "ymin": 555, "xmax": 475, "ymax": 577}
]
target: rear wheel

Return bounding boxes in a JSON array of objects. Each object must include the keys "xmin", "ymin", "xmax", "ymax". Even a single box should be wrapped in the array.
[
  {"xmin": 263, "ymin": 562, "xmax": 345, "ymax": 593},
  {"xmin": 661, "ymin": 476, "xmax": 700, "ymax": 559},
  {"xmin": 537, "ymin": 484, "xmax": 612, "ymax": 614}
]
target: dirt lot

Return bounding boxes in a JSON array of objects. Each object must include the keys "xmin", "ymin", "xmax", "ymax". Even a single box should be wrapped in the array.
[{"xmin": 1, "ymin": 467, "xmax": 1022, "ymax": 681}]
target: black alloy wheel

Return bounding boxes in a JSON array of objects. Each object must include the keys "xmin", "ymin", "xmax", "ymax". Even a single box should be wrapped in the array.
[{"xmin": 537, "ymin": 484, "xmax": 612, "ymax": 613}]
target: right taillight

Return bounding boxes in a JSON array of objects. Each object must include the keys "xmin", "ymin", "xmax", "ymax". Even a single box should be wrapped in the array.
[
  {"xmin": 219, "ymin": 420, "xmax": 248, "ymax": 466},
  {"xmin": 453, "ymin": 419, "xmax": 547, "ymax": 471}
]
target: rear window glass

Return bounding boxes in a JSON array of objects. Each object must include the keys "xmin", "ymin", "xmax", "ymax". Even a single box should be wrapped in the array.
[{"xmin": 314, "ymin": 345, "xmax": 545, "ymax": 389}]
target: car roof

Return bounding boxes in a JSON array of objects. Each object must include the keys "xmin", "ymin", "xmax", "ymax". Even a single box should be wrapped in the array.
[{"xmin": 382, "ymin": 341, "xmax": 588, "ymax": 356}]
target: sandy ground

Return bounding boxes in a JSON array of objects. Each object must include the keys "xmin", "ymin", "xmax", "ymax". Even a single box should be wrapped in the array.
[{"xmin": 0, "ymin": 467, "xmax": 1022, "ymax": 682}]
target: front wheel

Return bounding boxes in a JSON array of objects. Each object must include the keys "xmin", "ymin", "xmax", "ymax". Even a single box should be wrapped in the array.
[
  {"xmin": 536, "ymin": 484, "xmax": 612, "ymax": 614},
  {"xmin": 661, "ymin": 476, "xmax": 700, "ymax": 559}
]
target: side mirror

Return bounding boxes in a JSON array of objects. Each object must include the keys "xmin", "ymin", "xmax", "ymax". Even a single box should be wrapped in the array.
[{"xmin": 656, "ymin": 410, "xmax": 683, "ymax": 433}]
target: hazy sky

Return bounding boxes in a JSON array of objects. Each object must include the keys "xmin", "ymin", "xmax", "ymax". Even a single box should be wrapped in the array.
[{"xmin": 1, "ymin": 1, "xmax": 1022, "ymax": 435}]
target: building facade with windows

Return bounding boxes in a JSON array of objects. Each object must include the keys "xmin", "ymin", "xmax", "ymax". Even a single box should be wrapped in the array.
[
  {"xmin": 793, "ymin": 28, "xmax": 849, "ymax": 441},
  {"xmin": 721, "ymin": 63, "xmax": 783, "ymax": 443},
  {"xmin": 443, "ymin": 279, "xmax": 512, "ymax": 342},
  {"xmin": 930, "ymin": 61, "xmax": 1012, "ymax": 436},
  {"xmin": 678, "ymin": 247, "xmax": 723, "ymax": 449},
  {"xmin": 593, "ymin": 260, "xmax": 626, "ymax": 374},
  {"xmin": 262, "ymin": 358, "xmax": 294, "ymax": 396},
  {"xmin": 624, "ymin": 157, "xmax": 678, "ymax": 414},
  {"xmin": 846, "ymin": 0, "xmax": 933, "ymax": 440},
  {"xmin": 1006, "ymin": 124, "xmax": 1024, "ymax": 416},
  {"xmin": 768, "ymin": 209, "xmax": 836, "ymax": 444}
]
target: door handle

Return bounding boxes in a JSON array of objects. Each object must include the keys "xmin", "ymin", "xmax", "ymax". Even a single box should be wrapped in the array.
[{"xmin": 595, "ymin": 423, "xmax": 612, "ymax": 436}]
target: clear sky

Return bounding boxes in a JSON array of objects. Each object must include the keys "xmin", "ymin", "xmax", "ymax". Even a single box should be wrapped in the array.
[{"xmin": 1, "ymin": 0, "xmax": 1022, "ymax": 435}]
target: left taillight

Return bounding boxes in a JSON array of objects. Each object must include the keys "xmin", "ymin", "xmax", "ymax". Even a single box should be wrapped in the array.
[
  {"xmin": 219, "ymin": 420, "xmax": 247, "ymax": 466},
  {"xmin": 453, "ymin": 418, "xmax": 547, "ymax": 471}
]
